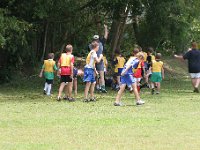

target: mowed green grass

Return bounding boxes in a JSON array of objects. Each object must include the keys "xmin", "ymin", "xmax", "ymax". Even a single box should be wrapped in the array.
[{"xmin": 0, "ymin": 76, "xmax": 200, "ymax": 150}]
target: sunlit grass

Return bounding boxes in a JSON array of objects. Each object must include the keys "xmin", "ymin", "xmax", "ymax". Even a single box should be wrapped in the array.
[{"xmin": 0, "ymin": 74, "xmax": 200, "ymax": 150}]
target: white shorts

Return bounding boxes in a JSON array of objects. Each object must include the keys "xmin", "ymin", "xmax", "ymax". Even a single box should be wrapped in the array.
[{"xmin": 190, "ymin": 73, "xmax": 200, "ymax": 79}]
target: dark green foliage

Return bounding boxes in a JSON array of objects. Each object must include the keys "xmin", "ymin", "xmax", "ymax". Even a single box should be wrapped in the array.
[{"xmin": 1, "ymin": 0, "xmax": 200, "ymax": 83}]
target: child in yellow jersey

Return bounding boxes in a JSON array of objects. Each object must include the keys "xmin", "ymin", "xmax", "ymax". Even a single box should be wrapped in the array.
[
  {"xmin": 145, "ymin": 47, "xmax": 156, "ymax": 87},
  {"xmin": 113, "ymin": 50, "xmax": 126, "ymax": 89},
  {"xmin": 150, "ymin": 53, "xmax": 164, "ymax": 94},
  {"xmin": 39, "ymin": 53, "xmax": 57, "ymax": 96},
  {"xmin": 57, "ymin": 44, "xmax": 74, "ymax": 101}
]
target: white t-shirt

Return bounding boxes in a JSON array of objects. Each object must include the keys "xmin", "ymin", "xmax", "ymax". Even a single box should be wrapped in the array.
[{"xmin": 85, "ymin": 50, "xmax": 97, "ymax": 69}]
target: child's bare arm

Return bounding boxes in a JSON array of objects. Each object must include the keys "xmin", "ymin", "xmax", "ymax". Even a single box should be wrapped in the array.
[
  {"xmin": 162, "ymin": 67, "xmax": 164, "ymax": 79},
  {"xmin": 95, "ymin": 54, "xmax": 103, "ymax": 63},
  {"xmin": 70, "ymin": 62, "xmax": 74, "ymax": 78},
  {"xmin": 121, "ymin": 65, "xmax": 131, "ymax": 76},
  {"xmin": 174, "ymin": 54, "xmax": 184, "ymax": 60},
  {"xmin": 39, "ymin": 68, "xmax": 44, "ymax": 78}
]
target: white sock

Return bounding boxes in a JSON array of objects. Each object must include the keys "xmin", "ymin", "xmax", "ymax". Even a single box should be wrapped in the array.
[
  {"xmin": 151, "ymin": 84, "xmax": 155, "ymax": 89},
  {"xmin": 44, "ymin": 82, "xmax": 48, "ymax": 91},
  {"xmin": 47, "ymin": 84, "xmax": 52, "ymax": 95}
]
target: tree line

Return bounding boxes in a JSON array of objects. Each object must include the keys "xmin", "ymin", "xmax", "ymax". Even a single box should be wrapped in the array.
[{"xmin": 0, "ymin": 0, "xmax": 200, "ymax": 82}]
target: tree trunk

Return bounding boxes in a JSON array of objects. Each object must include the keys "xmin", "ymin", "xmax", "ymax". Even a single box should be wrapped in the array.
[
  {"xmin": 132, "ymin": 15, "xmax": 140, "ymax": 45},
  {"xmin": 116, "ymin": 8, "xmax": 129, "ymax": 51},
  {"xmin": 110, "ymin": 6, "xmax": 129, "ymax": 58},
  {"xmin": 41, "ymin": 22, "xmax": 49, "ymax": 61}
]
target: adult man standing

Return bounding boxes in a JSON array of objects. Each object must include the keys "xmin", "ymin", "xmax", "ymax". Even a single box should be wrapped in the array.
[
  {"xmin": 89, "ymin": 24, "xmax": 108, "ymax": 93},
  {"xmin": 174, "ymin": 42, "xmax": 200, "ymax": 93}
]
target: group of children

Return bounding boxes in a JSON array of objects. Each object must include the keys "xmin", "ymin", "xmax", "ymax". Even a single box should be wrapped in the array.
[{"xmin": 39, "ymin": 43, "xmax": 164, "ymax": 106}]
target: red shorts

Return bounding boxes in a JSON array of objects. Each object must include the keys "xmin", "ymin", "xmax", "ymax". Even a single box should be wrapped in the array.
[{"xmin": 61, "ymin": 66, "xmax": 71, "ymax": 75}]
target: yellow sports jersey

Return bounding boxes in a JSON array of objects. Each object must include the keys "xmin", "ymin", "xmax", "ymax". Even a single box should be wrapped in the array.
[
  {"xmin": 152, "ymin": 60, "xmax": 163, "ymax": 72},
  {"xmin": 60, "ymin": 53, "xmax": 71, "ymax": 67},
  {"xmin": 142, "ymin": 52, "xmax": 147, "ymax": 62},
  {"xmin": 151, "ymin": 55, "xmax": 155, "ymax": 61},
  {"xmin": 44, "ymin": 59, "xmax": 56, "ymax": 72},
  {"xmin": 103, "ymin": 56, "xmax": 107, "ymax": 68},
  {"xmin": 85, "ymin": 50, "xmax": 97, "ymax": 68},
  {"xmin": 114, "ymin": 56, "xmax": 126, "ymax": 72}
]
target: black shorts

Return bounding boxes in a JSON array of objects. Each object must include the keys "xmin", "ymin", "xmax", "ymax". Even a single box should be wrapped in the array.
[
  {"xmin": 60, "ymin": 75, "xmax": 72, "ymax": 83},
  {"xmin": 46, "ymin": 79, "xmax": 53, "ymax": 84}
]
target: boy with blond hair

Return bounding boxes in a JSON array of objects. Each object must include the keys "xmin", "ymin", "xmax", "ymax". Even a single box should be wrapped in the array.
[{"xmin": 114, "ymin": 51, "xmax": 145, "ymax": 106}]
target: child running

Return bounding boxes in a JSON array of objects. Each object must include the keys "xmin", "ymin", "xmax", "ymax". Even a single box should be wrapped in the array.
[
  {"xmin": 57, "ymin": 44, "xmax": 74, "ymax": 101},
  {"xmin": 39, "ymin": 53, "xmax": 57, "ymax": 96},
  {"xmin": 114, "ymin": 50, "xmax": 145, "ymax": 106},
  {"xmin": 83, "ymin": 40, "xmax": 103, "ymax": 102},
  {"xmin": 150, "ymin": 53, "xmax": 164, "ymax": 94}
]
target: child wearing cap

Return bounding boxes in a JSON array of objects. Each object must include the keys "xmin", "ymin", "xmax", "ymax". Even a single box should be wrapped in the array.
[
  {"xmin": 83, "ymin": 40, "xmax": 103, "ymax": 102},
  {"xmin": 39, "ymin": 53, "xmax": 57, "ymax": 96},
  {"xmin": 150, "ymin": 53, "xmax": 164, "ymax": 94}
]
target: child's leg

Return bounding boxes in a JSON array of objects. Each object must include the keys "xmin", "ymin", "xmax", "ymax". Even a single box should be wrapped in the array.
[
  {"xmin": 67, "ymin": 82, "xmax": 73, "ymax": 98},
  {"xmin": 73, "ymin": 78, "xmax": 78, "ymax": 96},
  {"xmin": 156, "ymin": 82, "xmax": 161, "ymax": 92},
  {"xmin": 99, "ymin": 71, "xmax": 106, "ymax": 91},
  {"xmin": 90, "ymin": 82, "xmax": 96, "ymax": 99},
  {"xmin": 47, "ymin": 84, "xmax": 52, "ymax": 96},
  {"xmin": 132, "ymin": 83, "xmax": 141, "ymax": 102},
  {"xmin": 84, "ymin": 82, "xmax": 91, "ymax": 99},
  {"xmin": 117, "ymin": 76, "xmax": 120, "ymax": 85},
  {"xmin": 64, "ymin": 84, "xmax": 69, "ymax": 98},
  {"xmin": 58, "ymin": 82, "xmax": 66, "ymax": 98},
  {"xmin": 115, "ymin": 84, "xmax": 126, "ymax": 104},
  {"xmin": 44, "ymin": 82, "xmax": 48, "ymax": 92}
]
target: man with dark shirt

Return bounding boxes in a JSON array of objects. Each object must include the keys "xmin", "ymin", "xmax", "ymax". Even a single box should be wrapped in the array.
[
  {"xmin": 175, "ymin": 42, "xmax": 200, "ymax": 93},
  {"xmin": 88, "ymin": 24, "xmax": 108, "ymax": 93}
]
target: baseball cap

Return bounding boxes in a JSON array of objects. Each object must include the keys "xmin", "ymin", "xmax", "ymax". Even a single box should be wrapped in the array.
[{"xmin": 93, "ymin": 35, "xmax": 99, "ymax": 40}]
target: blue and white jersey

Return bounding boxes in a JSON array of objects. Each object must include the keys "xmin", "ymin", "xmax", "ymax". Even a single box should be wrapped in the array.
[{"xmin": 122, "ymin": 56, "xmax": 139, "ymax": 75}]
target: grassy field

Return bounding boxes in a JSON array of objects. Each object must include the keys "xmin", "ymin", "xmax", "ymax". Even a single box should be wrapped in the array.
[{"xmin": 0, "ymin": 60, "xmax": 200, "ymax": 150}]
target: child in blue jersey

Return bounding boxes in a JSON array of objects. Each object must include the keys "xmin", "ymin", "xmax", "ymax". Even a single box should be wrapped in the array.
[{"xmin": 114, "ymin": 50, "xmax": 145, "ymax": 106}]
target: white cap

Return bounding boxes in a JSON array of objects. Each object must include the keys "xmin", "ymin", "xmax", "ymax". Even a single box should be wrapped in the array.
[{"xmin": 93, "ymin": 35, "xmax": 99, "ymax": 40}]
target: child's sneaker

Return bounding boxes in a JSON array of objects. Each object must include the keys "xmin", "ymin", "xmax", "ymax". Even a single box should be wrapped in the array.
[
  {"xmin": 151, "ymin": 89, "xmax": 155, "ymax": 95},
  {"xmin": 136, "ymin": 100, "xmax": 145, "ymax": 105},
  {"xmin": 63, "ymin": 96, "xmax": 69, "ymax": 101},
  {"xmin": 156, "ymin": 91, "xmax": 160, "ymax": 94},
  {"xmin": 68, "ymin": 97, "xmax": 75, "ymax": 102},
  {"xmin": 57, "ymin": 97, "xmax": 61, "ymax": 101},
  {"xmin": 101, "ymin": 88, "xmax": 107, "ymax": 93},
  {"xmin": 43, "ymin": 90, "xmax": 46, "ymax": 95},
  {"xmin": 194, "ymin": 88, "xmax": 199, "ymax": 93},
  {"xmin": 83, "ymin": 99, "xmax": 89, "ymax": 102},
  {"xmin": 90, "ymin": 97, "xmax": 96, "ymax": 102},
  {"xmin": 113, "ymin": 102, "xmax": 123, "ymax": 106}
]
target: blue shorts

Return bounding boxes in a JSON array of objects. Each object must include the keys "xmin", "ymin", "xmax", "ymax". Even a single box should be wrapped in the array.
[
  {"xmin": 118, "ymin": 68, "xmax": 123, "ymax": 76},
  {"xmin": 73, "ymin": 68, "xmax": 78, "ymax": 78},
  {"xmin": 83, "ymin": 68, "xmax": 96, "ymax": 83},
  {"xmin": 120, "ymin": 74, "xmax": 136, "ymax": 86}
]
